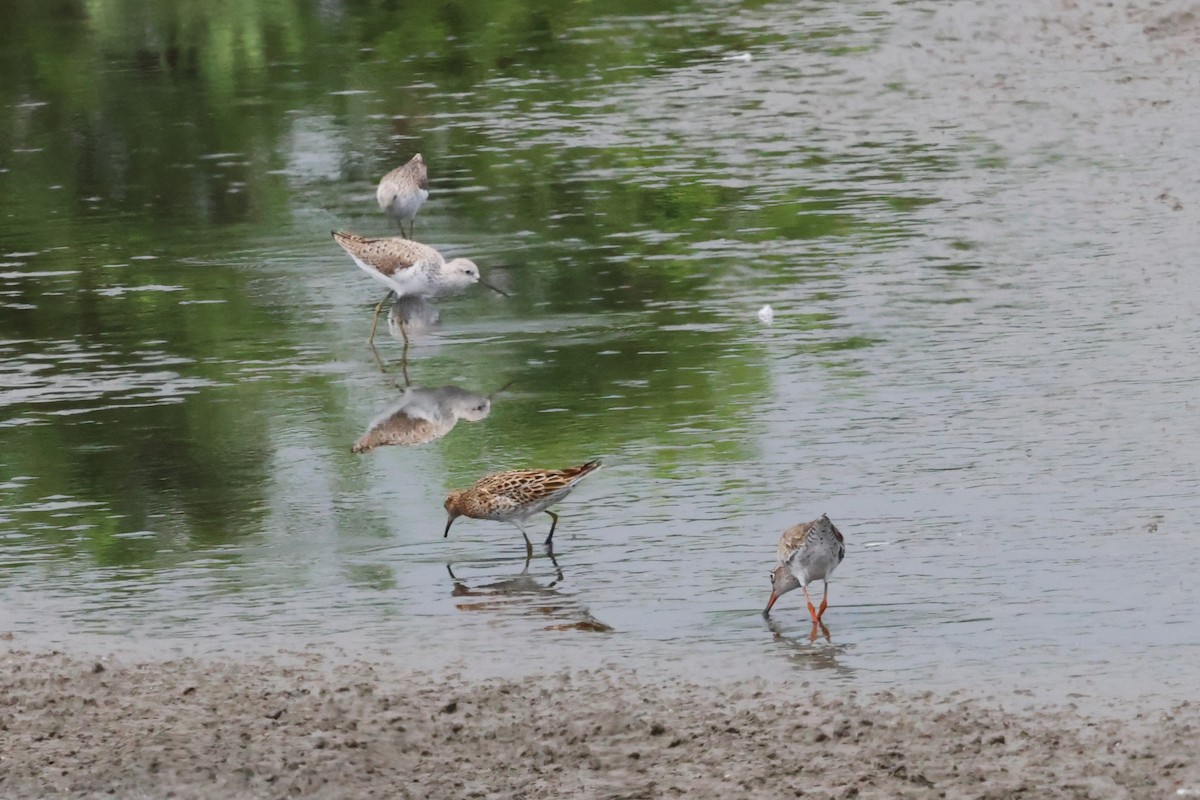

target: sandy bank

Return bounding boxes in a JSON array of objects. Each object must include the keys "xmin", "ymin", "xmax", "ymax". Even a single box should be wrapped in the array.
[{"xmin": 1, "ymin": 649, "xmax": 1197, "ymax": 799}]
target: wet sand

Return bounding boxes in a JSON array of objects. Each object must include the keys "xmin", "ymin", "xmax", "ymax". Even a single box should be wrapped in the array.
[{"xmin": 2, "ymin": 648, "xmax": 1197, "ymax": 799}]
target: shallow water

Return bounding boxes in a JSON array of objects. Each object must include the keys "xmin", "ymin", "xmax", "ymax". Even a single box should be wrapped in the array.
[{"xmin": 2, "ymin": 0, "xmax": 1199, "ymax": 709}]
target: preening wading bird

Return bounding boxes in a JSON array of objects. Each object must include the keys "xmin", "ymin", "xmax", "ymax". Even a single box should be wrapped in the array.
[{"xmin": 376, "ymin": 153, "xmax": 428, "ymax": 239}]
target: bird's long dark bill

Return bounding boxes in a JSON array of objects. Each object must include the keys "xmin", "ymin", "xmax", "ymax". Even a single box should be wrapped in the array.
[
  {"xmin": 488, "ymin": 379, "xmax": 516, "ymax": 400},
  {"xmin": 443, "ymin": 516, "xmax": 455, "ymax": 538},
  {"xmin": 480, "ymin": 279, "xmax": 509, "ymax": 297},
  {"xmin": 762, "ymin": 592, "xmax": 780, "ymax": 616}
]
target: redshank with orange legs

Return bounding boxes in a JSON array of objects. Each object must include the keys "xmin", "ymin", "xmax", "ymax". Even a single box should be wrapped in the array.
[{"xmin": 763, "ymin": 513, "xmax": 845, "ymax": 622}]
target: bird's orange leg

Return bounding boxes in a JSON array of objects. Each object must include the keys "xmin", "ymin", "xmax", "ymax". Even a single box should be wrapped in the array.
[
  {"xmin": 817, "ymin": 584, "xmax": 829, "ymax": 622},
  {"xmin": 802, "ymin": 586, "xmax": 818, "ymax": 623}
]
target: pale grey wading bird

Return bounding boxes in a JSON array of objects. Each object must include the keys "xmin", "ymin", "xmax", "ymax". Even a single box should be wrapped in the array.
[{"xmin": 330, "ymin": 231, "xmax": 507, "ymax": 344}]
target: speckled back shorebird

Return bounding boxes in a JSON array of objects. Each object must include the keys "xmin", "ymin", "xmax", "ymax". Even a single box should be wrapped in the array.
[
  {"xmin": 376, "ymin": 153, "xmax": 428, "ymax": 239},
  {"xmin": 331, "ymin": 230, "xmax": 506, "ymax": 343},
  {"xmin": 444, "ymin": 460, "xmax": 603, "ymax": 556},
  {"xmin": 763, "ymin": 514, "xmax": 846, "ymax": 621}
]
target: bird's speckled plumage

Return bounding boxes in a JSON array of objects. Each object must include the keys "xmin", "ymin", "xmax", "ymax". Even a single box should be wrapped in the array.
[
  {"xmin": 332, "ymin": 229, "xmax": 510, "ymax": 307},
  {"xmin": 764, "ymin": 514, "xmax": 846, "ymax": 620},
  {"xmin": 331, "ymin": 230, "xmax": 482, "ymax": 298},
  {"xmin": 444, "ymin": 460, "xmax": 602, "ymax": 552},
  {"xmin": 776, "ymin": 515, "xmax": 845, "ymax": 569},
  {"xmin": 376, "ymin": 153, "xmax": 429, "ymax": 238},
  {"xmin": 332, "ymin": 230, "xmax": 501, "ymax": 344}
]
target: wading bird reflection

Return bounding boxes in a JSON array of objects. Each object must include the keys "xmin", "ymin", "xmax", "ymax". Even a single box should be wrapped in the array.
[
  {"xmin": 351, "ymin": 385, "xmax": 492, "ymax": 453},
  {"xmin": 446, "ymin": 556, "xmax": 613, "ymax": 633}
]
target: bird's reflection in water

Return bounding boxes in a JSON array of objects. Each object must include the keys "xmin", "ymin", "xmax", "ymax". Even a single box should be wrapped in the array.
[
  {"xmin": 369, "ymin": 295, "xmax": 441, "ymax": 383},
  {"xmin": 387, "ymin": 294, "xmax": 440, "ymax": 339},
  {"xmin": 351, "ymin": 385, "xmax": 491, "ymax": 453},
  {"xmin": 764, "ymin": 616, "xmax": 854, "ymax": 678},
  {"xmin": 446, "ymin": 552, "xmax": 614, "ymax": 633}
]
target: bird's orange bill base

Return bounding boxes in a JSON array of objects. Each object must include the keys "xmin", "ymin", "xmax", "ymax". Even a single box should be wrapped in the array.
[{"xmin": 763, "ymin": 592, "xmax": 780, "ymax": 615}]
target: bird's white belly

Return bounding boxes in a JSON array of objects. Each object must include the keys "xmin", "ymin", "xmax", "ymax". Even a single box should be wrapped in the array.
[
  {"xmin": 386, "ymin": 189, "xmax": 429, "ymax": 223},
  {"xmin": 352, "ymin": 255, "xmax": 426, "ymax": 297}
]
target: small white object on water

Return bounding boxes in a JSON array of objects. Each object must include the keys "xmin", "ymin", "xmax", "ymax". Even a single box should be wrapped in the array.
[
  {"xmin": 725, "ymin": 52, "xmax": 752, "ymax": 63},
  {"xmin": 757, "ymin": 304, "xmax": 774, "ymax": 325}
]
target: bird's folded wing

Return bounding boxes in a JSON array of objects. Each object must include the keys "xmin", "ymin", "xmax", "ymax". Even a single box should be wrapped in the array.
[
  {"xmin": 777, "ymin": 520, "xmax": 814, "ymax": 562},
  {"xmin": 370, "ymin": 249, "xmax": 423, "ymax": 277},
  {"xmin": 477, "ymin": 490, "xmax": 524, "ymax": 514}
]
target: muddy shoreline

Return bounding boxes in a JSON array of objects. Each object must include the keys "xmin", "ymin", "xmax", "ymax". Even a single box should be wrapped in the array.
[{"xmin": 2, "ymin": 648, "xmax": 1197, "ymax": 799}]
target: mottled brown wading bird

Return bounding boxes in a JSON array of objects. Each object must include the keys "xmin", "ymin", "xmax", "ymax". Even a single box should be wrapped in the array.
[
  {"xmin": 763, "ymin": 514, "xmax": 846, "ymax": 623},
  {"xmin": 331, "ymin": 231, "xmax": 507, "ymax": 345},
  {"xmin": 376, "ymin": 153, "xmax": 428, "ymax": 239},
  {"xmin": 443, "ymin": 460, "xmax": 603, "ymax": 557}
]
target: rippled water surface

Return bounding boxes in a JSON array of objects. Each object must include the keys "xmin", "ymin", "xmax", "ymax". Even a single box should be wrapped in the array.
[{"xmin": 3, "ymin": 0, "xmax": 1199, "ymax": 708}]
